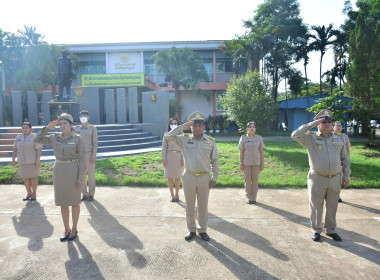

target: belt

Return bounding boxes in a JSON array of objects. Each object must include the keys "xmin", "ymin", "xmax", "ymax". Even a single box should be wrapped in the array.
[
  {"xmin": 187, "ymin": 171, "xmax": 209, "ymax": 177},
  {"xmin": 56, "ymin": 159, "xmax": 76, "ymax": 164},
  {"xmin": 169, "ymin": 150, "xmax": 179, "ymax": 153},
  {"xmin": 313, "ymin": 169, "xmax": 339, "ymax": 178}
]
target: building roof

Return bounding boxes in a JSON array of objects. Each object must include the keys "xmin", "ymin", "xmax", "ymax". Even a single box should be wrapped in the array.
[
  {"xmin": 62, "ymin": 40, "xmax": 226, "ymax": 53},
  {"xmin": 278, "ymin": 94, "xmax": 352, "ymax": 109}
]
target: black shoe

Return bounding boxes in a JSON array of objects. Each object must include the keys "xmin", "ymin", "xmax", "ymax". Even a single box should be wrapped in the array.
[
  {"xmin": 81, "ymin": 196, "xmax": 87, "ymax": 201},
  {"xmin": 68, "ymin": 231, "xmax": 78, "ymax": 241},
  {"xmin": 251, "ymin": 200, "xmax": 256, "ymax": 204},
  {"xmin": 170, "ymin": 196, "xmax": 175, "ymax": 202},
  {"xmin": 199, "ymin": 232, "xmax": 210, "ymax": 241},
  {"xmin": 326, "ymin": 233, "xmax": 342, "ymax": 241},
  {"xmin": 88, "ymin": 195, "xmax": 94, "ymax": 201},
  {"xmin": 311, "ymin": 232, "xmax": 321, "ymax": 241},
  {"xmin": 23, "ymin": 195, "xmax": 32, "ymax": 201},
  {"xmin": 338, "ymin": 198, "xmax": 343, "ymax": 203},
  {"xmin": 185, "ymin": 232, "xmax": 196, "ymax": 241},
  {"xmin": 60, "ymin": 231, "xmax": 71, "ymax": 242}
]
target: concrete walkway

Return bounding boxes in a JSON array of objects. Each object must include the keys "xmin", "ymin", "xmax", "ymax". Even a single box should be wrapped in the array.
[{"xmin": 1, "ymin": 185, "xmax": 379, "ymax": 279}]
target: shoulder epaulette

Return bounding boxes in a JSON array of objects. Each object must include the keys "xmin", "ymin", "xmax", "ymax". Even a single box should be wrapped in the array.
[
  {"xmin": 207, "ymin": 135, "xmax": 215, "ymax": 141},
  {"xmin": 334, "ymin": 132, "xmax": 341, "ymax": 136},
  {"xmin": 184, "ymin": 133, "xmax": 190, "ymax": 136},
  {"xmin": 310, "ymin": 131, "xmax": 316, "ymax": 134},
  {"xmin": 91, "ymin": 124, "xmax": 95, "ymax": 127}
]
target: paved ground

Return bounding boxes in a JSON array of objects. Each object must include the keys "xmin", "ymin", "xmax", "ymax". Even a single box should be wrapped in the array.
[{"xmin": 1, "ymin": 185, "xmax": 379, "ymax": 280}]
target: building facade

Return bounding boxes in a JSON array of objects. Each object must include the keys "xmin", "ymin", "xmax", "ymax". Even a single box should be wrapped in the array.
[{"xmin": 65, "ymin": 40, "xmax": 243, "ymax": 124}]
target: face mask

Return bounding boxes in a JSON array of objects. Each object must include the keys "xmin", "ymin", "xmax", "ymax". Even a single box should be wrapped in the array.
[
  {"xmin": 80, "ymin": 117, "xmax": 88, "ymax": 124},
  {"xmin": 170, "ymin": 124, "xmax": 178, "ymax": 130}
]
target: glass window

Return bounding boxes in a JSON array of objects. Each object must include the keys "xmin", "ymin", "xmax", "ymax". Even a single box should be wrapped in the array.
[{"xmin": 78, "ymin": 53, "xmax": 106, "ymax": 75}]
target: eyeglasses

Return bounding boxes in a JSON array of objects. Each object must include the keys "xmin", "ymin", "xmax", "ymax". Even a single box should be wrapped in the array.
[
  {"xmin": 171, "ymin": 123, "xmax": 178, "ymax": 125},
  {"xmin": 322, "ymin": 121, "xmax": 332, "ymax": 124}
]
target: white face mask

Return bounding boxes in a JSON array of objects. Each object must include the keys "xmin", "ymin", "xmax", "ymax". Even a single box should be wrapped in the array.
[
  {"xmin": 80, "ymin": 117, "xmax": 88, "ymax": 124},
  {"xmin": 170, "ymin": 124, "xmax": 178, "ymax": 130}
]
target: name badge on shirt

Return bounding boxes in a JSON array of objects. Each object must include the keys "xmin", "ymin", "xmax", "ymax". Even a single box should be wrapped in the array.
[{"xmin": 204, "ymin": 142, "xmax": 211, "ymax": 146}]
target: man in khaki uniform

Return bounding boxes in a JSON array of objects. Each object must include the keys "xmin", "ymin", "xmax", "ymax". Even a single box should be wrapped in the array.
[
  {"xmin": 165, "ymin": 112, "xmax": 219, "ymax": 241},
  {"xmin": 291, "ymin": 109, "xmax": 350, "ymax": 242},
  {"xmin": 75, "ymin": 110, "xmax": 98, "ymax": 201}
]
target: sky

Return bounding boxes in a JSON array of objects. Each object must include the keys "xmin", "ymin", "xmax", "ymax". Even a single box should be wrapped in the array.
[{"xmin": 0, "ymin": 0, "xmax": 355, "ymax": 84}]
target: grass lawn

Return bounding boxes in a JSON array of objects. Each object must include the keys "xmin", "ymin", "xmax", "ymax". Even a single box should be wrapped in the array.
[{"xmin": 1, "ymin": 141, "xmax": 379, "ymax": 188}]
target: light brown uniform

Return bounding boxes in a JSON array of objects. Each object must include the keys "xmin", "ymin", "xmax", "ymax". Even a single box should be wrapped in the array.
[
  {"xmin": 161, "ymin": 134, "xmax": 183, "ymax": 179},
  {"xmin": 292, "ymin": 120, "xmax": 350, "ymax": 234},
  {"xmin": 74, "ymin": 124, "xmax": 98, "ymax": 197},
  {"xmin": 165, "ymin": 125, "xmax": 219, "ymax": 233},
  {"xmin": 238, "ymin": 134, "xmax": 265, "ymax": 201},
  {"xmin": 13, "ymin": 133, "xmax": 43, "ymax": 178},
  {"xmin": 35, "ymin": 127, "xmax": 86, "ymax": 206}
]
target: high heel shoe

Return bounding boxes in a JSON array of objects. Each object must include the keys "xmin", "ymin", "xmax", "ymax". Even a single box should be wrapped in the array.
[
  {"xmin": 60, "ymin": 231, "xmax": 71, "ymax": 242},
  {"xmin": 23, "ymin": 195, "xmax": 32, "ymax": 201},
  {"xmin": 68, "ymin": 231, "xmax": 78, "ymax": 241}
]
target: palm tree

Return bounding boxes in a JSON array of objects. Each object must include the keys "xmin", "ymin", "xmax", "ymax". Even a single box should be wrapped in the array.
[
  {"xmin": 294, "ymin": 26, "xmax": 314, "ymax": 121},
  {"xmin": 152, "ymin": 47, "xmax": 209, "ymax": 120},
  {"xmin": 310, "ymin": 24, "xmax": 335, "ymax": 97},
  {"xmin": 17, "ymin": 25, "xmax": 46, "ymax": 47},
  {"xmin": 331, "ymin": 29, "xmax": 348, "ymax": 91}
]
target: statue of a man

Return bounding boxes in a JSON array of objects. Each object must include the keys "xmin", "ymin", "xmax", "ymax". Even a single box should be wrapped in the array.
[{"xmin": 57, "ymin": 50, "xmax": 73, "ymax": 100}]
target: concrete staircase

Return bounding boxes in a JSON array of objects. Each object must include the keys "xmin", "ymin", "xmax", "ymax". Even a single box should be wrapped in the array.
[{"xmin": 0, "ymin": 124, "xmax": 162, "ymax": 164}]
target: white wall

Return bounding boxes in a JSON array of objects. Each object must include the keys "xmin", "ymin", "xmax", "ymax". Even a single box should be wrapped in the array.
[{"xmin": 180, "ymin": 90, "xmax": 213, "ymax": 123}]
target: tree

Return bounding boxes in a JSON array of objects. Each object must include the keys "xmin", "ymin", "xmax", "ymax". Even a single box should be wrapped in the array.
[
  {"xmin": 307, "ymin": 91, "xmax": 351, "ymax": 123},
  {"xmin": 344, "ymin": 0, "xmax": 380, "ymax": 141},
  {"xmin": 220, "ymin": 70, "xmax": 276, "ymax": 130},
  {"xmin": 310, "ymin": 24, "xmax": 336, "ymax": 97},
  {"xmin": 294, "ymin": 26, "xmax": 315, "ymax": 121},
  {"xmin": 152, "ymin": 47, "xmax": 209, "ymax": 119},
  {"xmin": 331, "ymin": 29, "xmax": 349, "ymax": 91}
]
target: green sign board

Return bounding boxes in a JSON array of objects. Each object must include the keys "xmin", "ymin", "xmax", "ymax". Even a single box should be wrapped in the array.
[{"xmin": 82, "ymin": 73, "xmax": 145, "ymax": 87}]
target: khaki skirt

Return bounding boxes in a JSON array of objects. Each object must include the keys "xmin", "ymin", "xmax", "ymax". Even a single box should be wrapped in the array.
[
  {"xmin": 164, "ymin": 151, "xmax": 183, "ymax": 179},
  {"xmin": 19, "ymin": 164, "xmax": 40, "ymax": 179},
  {"xmin": 53, "ymin": 161, "xmax": 81, "ymax": 206}
]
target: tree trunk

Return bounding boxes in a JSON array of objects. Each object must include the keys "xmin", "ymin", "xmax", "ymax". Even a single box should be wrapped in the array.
[
  {"xmin": 304, "ymin": 62, "xmax": 310, "ymax": 122},
  {"xmin": 319, "ymin": 54, "xmax": 323, "ymax": 97}
]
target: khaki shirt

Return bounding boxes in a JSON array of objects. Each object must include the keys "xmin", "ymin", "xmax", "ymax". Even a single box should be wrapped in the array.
[
  {"xmin": 165, "ymin": 124, "xmax": 219, "ymax": 182},
  {"xmin": 161, "ymin": 134, "xmax": 182, "ymax": 161},
  {"xmin": 291, "ymin": 120, "xmax": 351, "ymax": 180},
  {"xmin": 74, "ymin": 124, "xmax": 98, "ymax": 158},
  {"xmin": 238, "ymin": 134, "xmax": 265, "ymax": 165},
  {"xmin": 34, "ymin": 127, "xmax": 86, "ymax": 179},
  {"xmin": 13, "ymin": 133, "xmax": 43, "ymax": 164}
]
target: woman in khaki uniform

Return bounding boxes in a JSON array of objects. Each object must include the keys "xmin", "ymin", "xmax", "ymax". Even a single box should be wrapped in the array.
[
  {"xmin": 34, "ymin": 113, "xmax": 85, "ymax": 242},
  {"xmin": 238, "ymin": 121, "xmax": 265, "ymax": 204},
  {"xmin": 12, "ymin": 122, "xmax": 43, "ymax": 201},
  {"xmin": 162, "ymin": 118, "xmax": 183, "ymax": 202}
]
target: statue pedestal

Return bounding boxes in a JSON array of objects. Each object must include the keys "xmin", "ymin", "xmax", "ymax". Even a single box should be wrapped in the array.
[{"xmin": 48, "ymin": 100, "xmax": 80, "ymax": 123}]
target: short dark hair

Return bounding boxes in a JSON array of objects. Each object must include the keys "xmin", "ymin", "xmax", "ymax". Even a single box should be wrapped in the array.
[
  {"xmin": 167, "ymin": 118, "xmax": 180, "ymax": 132},
  {"xmin": 79, "ymin": 110, "xmax": 90, "ymax": 116},
  {"xmin": 22, "ymin": 122, "xmax": 32, "ymax": 128}
]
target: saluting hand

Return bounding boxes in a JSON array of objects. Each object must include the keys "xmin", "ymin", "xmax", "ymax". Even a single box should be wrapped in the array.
[
  {"xmin": 47, "ymin": 120, "xmax": 59, "ymax": 130},
  {"xmin": 315, "ymin": 118, "xmax": 325, "ymax": 126},
  {"xmin": 183, "ymin": 121, "xmax": 193, "ymax": 131}
]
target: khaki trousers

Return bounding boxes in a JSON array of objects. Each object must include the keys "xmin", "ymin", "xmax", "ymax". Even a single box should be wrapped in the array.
[
  {"xmin": 307, "ymin": 170, "xmax": 341, "ymax": 234},
  {"xmin": 82, "ymin": 152, "xmax": 96, "ymax": 197},
  {"xmin": 243, "ymin": 165, "xmax": 260, "ymax": 201},
  {"xmin": 182, "ymin": 172, "xmax": 210, "ymax": 233}
]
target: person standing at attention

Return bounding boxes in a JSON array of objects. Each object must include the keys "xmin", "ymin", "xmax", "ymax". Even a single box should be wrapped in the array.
[
  {"xmin": 34, "ymin": 113, "xmax": 85, "ymax": 242},
  {"xmin": 75, "ymin": 110, "xmax": 98, "ymax": 202},
  {"xmin": 291, "ymin": 109, "xmax": 350, "ymax": 242},
  {"xmin": 162, "ymin": 118, "xmax": 184, "ymax": 202},
  {"xmin": 12, "ymin": 122, "xmax": 43, "ymax": 201},
  {"xmin": 238, "ymin": 121, "xmax": 265, "ymax": 204},
  {"xmin": 332, "ymin": 121, "xmax": 351, "ymax": 203},
  {"xmin": 165, "ymin": 112, "xmax": 219, "ymax": 242}
]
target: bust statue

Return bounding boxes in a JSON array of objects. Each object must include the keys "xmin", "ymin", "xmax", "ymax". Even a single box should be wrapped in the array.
[{"xmin": 57, "ymin": 50, "xmax": 73, "ymax": 100}]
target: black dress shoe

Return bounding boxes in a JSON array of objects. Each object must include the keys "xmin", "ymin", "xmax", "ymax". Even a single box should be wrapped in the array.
[
  {"xmin": 23, "ymin": 195, "xmax": 32, "ymax": 201},
  {"xmin": 60, "ymin": 231, "xmax": 71, "ymax": 242},
  {"xmin": 68, "ymin": 231, "xmax": 78, "ymax": 241},
  {"xmin": 311, "ymin": 232, "xmax": 321, "ymax": 241},
  {"xmin": 338, "ymin": 198, "xmax": 343, "ymax": 203},
  {"xmin": 326, "ymin": 233, "xmax": 342, "ymax": 241},
  {"xmin": 185, "ymin": 232, "xmax": 196, "ymax": 241},
  {"xmin": 199, "ymin": 232, "xmax": 210, "ymax": 241},
  {"xmin": 81, "ymin": 196, "xmax": 87, "ymax": 201}
]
